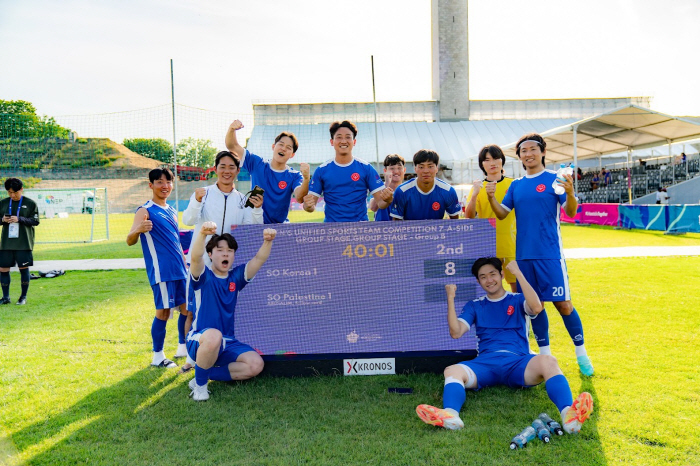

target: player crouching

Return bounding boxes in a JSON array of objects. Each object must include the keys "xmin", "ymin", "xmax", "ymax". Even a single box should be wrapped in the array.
[
  {"xmin": 416, "ymin": 258, "xmax": 593, "ymax": 434},
  {"xmin": 186, "ymin": 221, "xmax": 276, "ymax": 401}
]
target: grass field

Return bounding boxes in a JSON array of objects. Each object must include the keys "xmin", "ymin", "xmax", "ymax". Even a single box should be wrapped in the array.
[
  {"xmin": 1, "ymin": 229, "xmax": 699, "ymax": 464},
  {"xmin": 32, "ymin": 212, "xmax": 700, "ymax": 261}
]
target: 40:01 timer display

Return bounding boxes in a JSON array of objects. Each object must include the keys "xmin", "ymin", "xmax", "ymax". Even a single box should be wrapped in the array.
[{"xmin": 342, "ymin": 243, "xmax": 395, "ymax": 258}]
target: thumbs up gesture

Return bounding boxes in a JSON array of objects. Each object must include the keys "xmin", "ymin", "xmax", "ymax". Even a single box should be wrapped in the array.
[{"xmin": 139, "ymin": 210, "xmax": 153, "ymax": 233}]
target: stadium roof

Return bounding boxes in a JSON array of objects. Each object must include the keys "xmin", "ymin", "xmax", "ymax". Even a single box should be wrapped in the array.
[{"xmin": 501, "ymin": 105, "xmax": 700, "ymax": 163}]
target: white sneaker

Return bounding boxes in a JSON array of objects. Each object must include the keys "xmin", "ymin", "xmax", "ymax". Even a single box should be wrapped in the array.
[
  {"xmin": 189, "ymin": 378, "xmax": 210, "ymax": 401},
  {"xmin": 174, "ymin": 343, "xmax": 188, "ymax": 358}
]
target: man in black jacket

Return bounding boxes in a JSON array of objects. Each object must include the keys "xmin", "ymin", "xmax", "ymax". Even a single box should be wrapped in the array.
[{"xmin": 1, "ymin": 178, "xmax": 40, "ymax": 305}]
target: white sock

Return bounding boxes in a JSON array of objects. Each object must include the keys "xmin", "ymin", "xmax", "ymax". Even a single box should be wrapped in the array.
[
  {"xmin": 575, "ymin": 345, "xmax": 588, "ymax": 357},
  {"xmin": 444, "ymin": 408, "xmax": 460, "ymax": 417},
  {"xmin": 152, "ymin": 350, "xmax": 165, "ymax": 364},
  {"xmin": 539, "ymin": 345, "xmax": 552, "ymax": 355}
]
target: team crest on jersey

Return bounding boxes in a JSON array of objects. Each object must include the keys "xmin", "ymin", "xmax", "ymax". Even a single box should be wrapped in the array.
[
  {"xmin": 536, "ymin": 184, "xmax": 546, "ymax": 193},
  {"xmin": 229, "ymin": 282, "xmax": 236, "ymax": 292},
  {"xmin": 351, "ymin": 173, "xmax": 360, "ymax": 181},
  {"xmin": 278, "ymin": 181, "xmax": 287, "ymax": 189},
  {"xmin": 432, "ymin": 202, "xmax": 440, "ymax": 211},
  {"xmin": 507, "ymin": 305, "xmax": 514, "ymax": 315}
]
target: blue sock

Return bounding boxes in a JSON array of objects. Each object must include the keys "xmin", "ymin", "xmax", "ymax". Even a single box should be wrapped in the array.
[
  {"xmin": 0, "ymin": 271, "xmax": 9, "ymax": 299},
  {"xmin": 195, "ymin": 365, "xmax": 212, "ymax": 386},
  {"xmin": 530, "ymin": 308, "xmax": 550, "ymax": 347},
  {"xmin": 561, "ymin": 308, "xmax": 585, "ymax": 346},
  {"xmin": 209, "ymin": 365, "xmax": 233, "ymax": 382},
  {"xmin": 442, "ymin": 382, "xmax": 466, "ymax": 413},
  {"xmin": 151, "ymin": 317, "xmax": 167, "ymax": 353},
  {"xmin": 177, "ymin": 313, "xmax": 187, "ymax": 344},
  {"xmin": 545, "ymin": 374, "xmax": 573, "ymax": 412}
]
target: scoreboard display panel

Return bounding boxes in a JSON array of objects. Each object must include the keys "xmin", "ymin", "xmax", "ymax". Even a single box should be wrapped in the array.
[{"xmin": 227, "ymin": 219, "xmax": 495, "ymax": 367}]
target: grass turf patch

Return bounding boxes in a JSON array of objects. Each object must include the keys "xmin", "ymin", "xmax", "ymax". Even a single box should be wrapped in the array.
[{"xmin": 1, "ymin": 257, "xmax": 699, "ymax": 465}]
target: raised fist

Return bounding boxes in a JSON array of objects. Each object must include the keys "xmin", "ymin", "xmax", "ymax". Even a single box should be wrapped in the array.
[
  {"xmin": 229, "ymin": 120, "xmax": 244, "ymax": 131},
  {"xmin": 505, "ymin": 260, "xmax": 520, "ymax": 275},
  {"xmin": 445, "ymin": 284, "xmax": 457, "ymax": 299},
  {"xmin": 484, "ymin": 181, "xmax": 497, "ymax": 198},
  {"xmin": 200, "ymin": 221, "xmax": 217, "ymax": 236},
  {"xmin": 300, "ymin": 163, "xmax": 310, "ymax": 180},
  {"xmin": 303, "ymin": 194, "xmax": 317, "ymax": 211},
  {"xmin": 195, "ymin": 187, "xmax": 207, "ymax": 203},
  {"xmin": 379, "ymin": 187, "xmax": 394, "ymax": 203},
  {"xmin": 263, "ymin": 228, "xmax": 277, "ymax": 241},
  {"xmin": 472, "ymin": 179, "xmax": 483, "ymax": 195}
]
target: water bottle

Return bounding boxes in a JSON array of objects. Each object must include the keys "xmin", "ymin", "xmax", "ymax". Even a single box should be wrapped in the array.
[
  {"xmin": 552, "ymin": 163, "xmax": 574, "ymax": 195},
  {"xmin": 538, "ymin": 413, "xmax": 564, "ymax": 436},
  {"xmin": 531, "ymin": 419, "xmax": 551, "ymax": 443},
  {"xmin": 509, "ymin": 426, "xmax": 536, "ymax": 449}
]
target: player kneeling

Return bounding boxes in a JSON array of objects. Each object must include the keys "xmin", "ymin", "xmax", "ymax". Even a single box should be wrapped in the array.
[
  {"xmin": 186, "ymin": 221, "xmax": 276, "ymax": 401},
  {"xmin": 416, "ymin": 258, "xmax": 593, "ymax": 434}
]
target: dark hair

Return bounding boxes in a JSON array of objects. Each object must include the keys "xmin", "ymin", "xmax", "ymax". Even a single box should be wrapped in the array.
[
  {"xmin": 149, "ymin": 168, "xmax": 173, "ymax": 183},
  {"xmin": 471, "ymin": 257, "xmax": 503, "ymax": 278},
  {"xmin": 413, "ymin": 149, "xmax": 440, "ymax": 166},
  {"xmin": 215, "ymin": 151, "xmax": 240, "ymax": 168},
  {"xmin": 275, "ymin": 132, "xmax": 299, "ymax": 153},
  {"xmin": 205, "ymin": 233, "xmax": 239, "ymax": 254},
  {"xmin": 515, "ymin": 133, "xmax": 546, "ymax": 168},
  {"xmin": 4, "ymin": 177, "xmax": 23, "ymax": 192},
  {"xmin": 477, "ymin": 145, "xmax": 506, "ymax": 176},
  {"xmin": 383, "ymin": 154, "xmax": 405, "ymax": 167},
  {"xmin": 329, "ymin": 120, "xmax": 358, "ymax": 139}
]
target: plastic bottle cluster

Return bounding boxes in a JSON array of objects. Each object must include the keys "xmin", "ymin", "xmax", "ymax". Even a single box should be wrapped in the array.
[{"xmin": 509, "ymin": 413, "xmax": 565, "ymax": 449}]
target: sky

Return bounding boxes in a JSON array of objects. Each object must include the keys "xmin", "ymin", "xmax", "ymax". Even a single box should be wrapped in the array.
[{"xmin": 1, "ymin": 0, "xmax": 699, "ymax": 120}]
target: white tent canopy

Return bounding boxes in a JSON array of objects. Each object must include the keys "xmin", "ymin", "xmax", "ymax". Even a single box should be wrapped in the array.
[{"xmin": 501, "ymin": 105, "xmax": 700, "ymax": 163}]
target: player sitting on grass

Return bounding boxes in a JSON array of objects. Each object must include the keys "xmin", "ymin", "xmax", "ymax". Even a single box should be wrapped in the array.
[
  {"xmin": 416, "ymin": 257, "xmax": 593, "ymax": 433},
  {"xmin": 126, "ymin": 168, "xmax": 189, "ymax": 369},
  {"xmin": 186, "ymin": 221, "xmax": 276, "ymax": 401}
]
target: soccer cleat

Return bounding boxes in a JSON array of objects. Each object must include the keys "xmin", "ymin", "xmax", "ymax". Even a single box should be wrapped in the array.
[
  {"xmin": 189, "ymin": 378, "xmax": 210, "ymax": 401},
  {"xmin": 577, "ymin": 355, "xmax": 595, "ymax": 376},
  {"xmin": 0, "ymin": 297, "xmax": 11, "ymax": 305},
  {"xmin": 174, "ymin": 343, "xmax": 188, "ymax": 358},
  {"xmin": 416, "ymin": 404, "xmax": 464, "ymax": 430},
  {"xmin": 16, "ymin": 296, "xmax": 26, "ymax": 305},
  {"xmin": 562, "ymin": 392, "xmax": 594, "ymax": 434},
  {"xmin": 151, "ymin": 358, "xmax": 178, "ymax": 369}
]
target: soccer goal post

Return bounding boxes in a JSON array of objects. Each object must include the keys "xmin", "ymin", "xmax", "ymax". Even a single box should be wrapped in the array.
[{"xmin": 23, "ymin": 187, "xmax": 109, "ymax": 243}]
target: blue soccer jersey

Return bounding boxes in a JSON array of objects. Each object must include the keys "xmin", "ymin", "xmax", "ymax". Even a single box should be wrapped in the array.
[
  {"xmin": 374, "ymin": 206, "xmax": 391, "ymax": 221},
  {"xmin": 390, "ymin": 178, "xmax": 460, "ymax": 220},
  {"xmin": 501, "ymin": 170, "xmax": 568, "ymax": 260},
  {"xmin": 242, "ymin": 149, "xmax": 303, "ymax": 224},
  {"xmin": 457, "ymin": 292, "xmax": 529, "ymax": 355},
  {"xmin": 308, "ymin": 158, "xmax": 384, "ymax": 222},
  {"xmin": 189, "ymin": 264, "xmax": 249, "ymax": 337},
  {"xmin": 139, "ymin": 201, "xmax": 187, "ymax": 286}
]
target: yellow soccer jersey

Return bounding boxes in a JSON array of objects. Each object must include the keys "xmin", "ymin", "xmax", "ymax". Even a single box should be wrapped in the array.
[{"xmin": 466, "ymin": 177, "xmax": 516, "ymax": 259}]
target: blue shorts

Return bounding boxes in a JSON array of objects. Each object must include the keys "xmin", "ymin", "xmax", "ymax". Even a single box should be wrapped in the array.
[
  {"xmin": 186, "ymin": 329, "xmax": 255, "ymax": 366},
  {"xmin": 460, "ymin": 352, "xmax": 536, "ymax": 389},
  {"xmin": 516, "ymin": 259, "xmax": 571, "ymax": 302},
  {"xmin": 151, "ymin": 279, "xmax": 187, "ymax": 310}
]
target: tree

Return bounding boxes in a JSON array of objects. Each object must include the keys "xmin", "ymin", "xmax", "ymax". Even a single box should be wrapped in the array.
[
  {"xmin": 0, "ymin": 99, "xmax": 71, "ymax": 138},
  {"xmin": 176, "ymin": 138, "xmax": 217, "ymax": 168},
  {"xmin": 122, "ymin": 138, "xmax": 173, "ymax": 163}
]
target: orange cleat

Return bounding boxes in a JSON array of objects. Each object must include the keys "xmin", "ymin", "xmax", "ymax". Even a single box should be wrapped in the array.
[
  {"xmin": 416, "ymin": 404, "xmax": 464, "ymax": 430},
  {"xmin": 562, "ymin": 392, "xmax": 594, "ymax": 434}
]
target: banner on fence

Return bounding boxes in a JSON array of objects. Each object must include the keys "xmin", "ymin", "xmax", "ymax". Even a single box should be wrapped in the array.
[
  {"xmin": 666, "ymin": 205, "xmax": 700, "ymax": 233},
  {"xmin": 220, "ymin": 219, "xmax": 494, "ymax": 358},
  {"xmin": 618, "ymin": 204, "xmax": 668, "ymax": 231},
  {"xmin": 561, "ymin": 203, "xmax": 619, "ymax": 226}
]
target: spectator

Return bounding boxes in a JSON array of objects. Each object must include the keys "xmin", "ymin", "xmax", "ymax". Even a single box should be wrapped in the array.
[
  {"xmin": 576, "ymin": 167, "xmax": 583, "ymax": 181},
  {"xmin": 656, "ymin": 187, "xmax": 670, "ymax": 204},
  {"xmin": 681, "ymin": 152, "xmax": 687, "ymax": 164},
  {"xmin": 602, "ymin": 168, "xmax": 611, "ymax": 187},
  {"xmin": 590, "ymin": 172, "xmax": 600, "ymax": 191}
]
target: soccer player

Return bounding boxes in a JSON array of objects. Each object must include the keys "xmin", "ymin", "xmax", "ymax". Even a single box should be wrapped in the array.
[
  {"xmin": 415, "ymin": 258, "xmax": 593, "ymax": 433},
  {"xmin": 126, "ymin": 168, "xmax": 188, "ymax": 368},
  {"xmin": 370, "ymin": 154, "xmax": 406, "ymax": 221},
  {"xmin": 390, "ymin": 149, "xmax": 461, "ymax": 220},
  {"xmin": 225, "ymin": 120, "xmax": 310, "ymax": 223},
  {"xmin": 485, "ymin": 133, "xmax": 594, "ymax": 376},
  {"xmin": 186, "ymin": 221, "xmax": 276, "ymax": 401},
  {"xmin": 464, "ymin": 145, "xmax": 517, "ymax": 292},
  {"xmin": 0, "ymin": 178, "xmax": 39, "ymax": 306},
  {"xmin": 303, "ymin": 120, "xmax": 394, "ymax": 222}
]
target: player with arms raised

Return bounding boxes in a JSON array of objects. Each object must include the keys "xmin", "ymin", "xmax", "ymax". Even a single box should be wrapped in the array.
[
  {"xmin": 416, "ymin": 258, "xmax": 593, "ymax": 434},
  {"xmin": 485, "ymin": 133, "xmax": 593, "ymax": 376},
  {"xmin": 225, "ymin": 120, "xmax": 310, "ymax": 223},
  {"xmin": 126, "ymin": 168, "xmax": 189, "ymax": 369},
  {"xmin": 303, "ymin": 120, "xmax": 393, "ymax": 222},
  {"xmin": 390, "ymin": 149, "xmax": 461, "ymax": 221},
  {"xmin": 186, "ymin": 221, "xmax": 276, "ymax": 401}
]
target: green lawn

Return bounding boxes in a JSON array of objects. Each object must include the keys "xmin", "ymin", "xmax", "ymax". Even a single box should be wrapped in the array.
[
  {"xmin": 1, "ymin": 256, "xmax": 699, "ymax": 465},
  {"xmin": 32, "ymin": 212, "xmax": 700, "ymax": 261}
]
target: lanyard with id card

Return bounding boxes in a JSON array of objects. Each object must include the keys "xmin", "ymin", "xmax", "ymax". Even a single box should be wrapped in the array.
[{"xmin": 7, "ymin": 197, "xmax": 22, "ymax": 239}]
